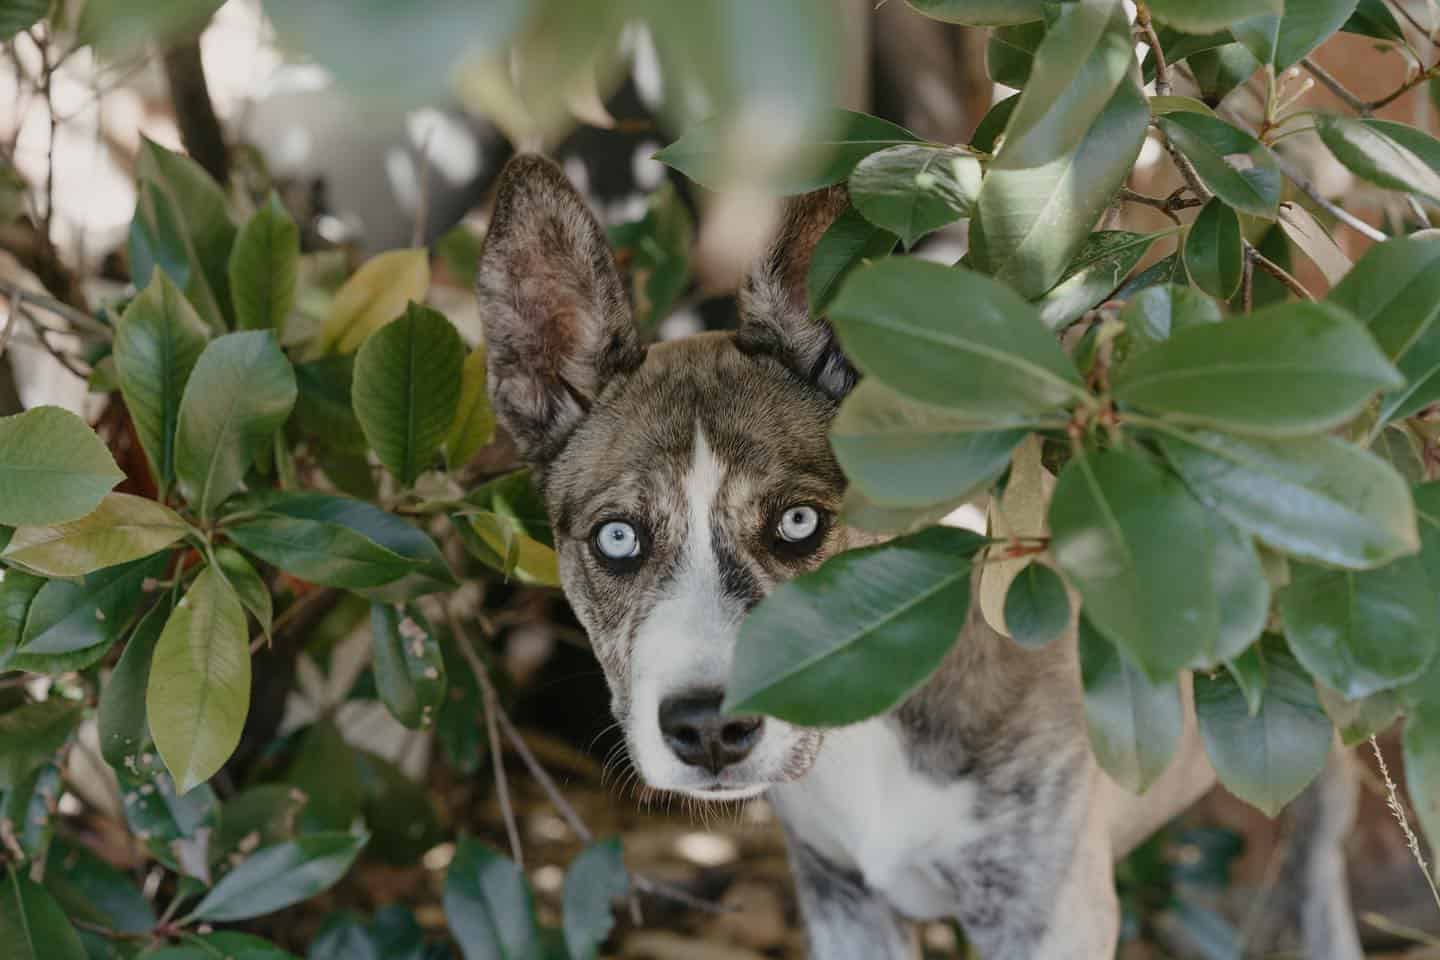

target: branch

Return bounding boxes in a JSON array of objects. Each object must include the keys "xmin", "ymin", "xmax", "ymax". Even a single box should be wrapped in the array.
[
  {"xmin": 1271, "ymin": 152, "xmax": 1389, "ymax": 242},
  {"xmin": 162, "ymin": 40, "xmax": 228, "ymax": 184},
  {"xmin": 1242, "ymin": 245, "xmax": 1255, "ymax": 313},
  {"xmin": 455, "ymin": 627, "xmax": 525, "ymax": 868},
  {"xmin": 1135, "ymin": 4, "xmax": 1170, "ymax": 97},
  {"xmin": 1118, "ymin": 187, "xmax": 1204, "ymax": 224},
  {"xmin": 1245, "ymin": 241, "xmax": 1315, "ymax": 300},
  {"xmin": 1300, "ymin": 58, "xmax": 1371, "ymax": 115},
  {"xmin": 1367, "ymin": 63, "xmax": 1440, "ymax": 111}
]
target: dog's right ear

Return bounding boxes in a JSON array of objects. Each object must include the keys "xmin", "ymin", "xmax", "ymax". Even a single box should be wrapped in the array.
[{"xmin": 477, "ymin": 155, "xmax": 644, "ymax": 462}]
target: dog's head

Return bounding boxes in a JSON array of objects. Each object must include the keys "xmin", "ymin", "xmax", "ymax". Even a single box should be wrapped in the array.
[{"xmin": 478, "ymin": 155, "xmax": 865, "ymax": 800}]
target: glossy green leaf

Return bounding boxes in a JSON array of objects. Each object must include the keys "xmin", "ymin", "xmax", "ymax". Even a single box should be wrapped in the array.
[
  {"xmin": 370, "ymin": 603, "xmax": 446, "ymax": 729},
  {"xmin": 1002, "ymin": 562, "xmax": 1070, "ymax": 649},
  {"xmin": 1316, "ymin": 684, "xmax": 1402, "ymax": 746},
  {"xmin": 229, "ymin": 193, "xmax": 299, "ymax": 332},
  {"xmin": 725, "ymin": 526, "xmax": 984, "ymax": 725},
  {"xmin": 970, "ymin": 93, "xmax": 1020, "ymax": 154},
  {"xmin": 849, "ymin": 144, "xmax": 979, "ymax": 248},
  {"xmin": 114, "ymin": 273, "xmax": 210, "ymax": 490},
  {"xmin": 806, "ymin": 204, "xmax": 897, "ymax": 316},
  {"xmin": 0, "ymin": 406, "xmax": 123, "ymax": 526},
  {"xmin": 1414, "ymin": 482, "xmax": 1440, "ymax": 593},
  {"xmin": 293, "ymin": 356, "xmax": 367, "ymax": 453},
  {"xmin": 3, "ymin": 493, "xmax": 186, "ymax": 577},
  {"xmin": 1342, "ymin": 0, "xmax": 1405, "ymax": 41},
  {"xmin": 1227, "ymin": 645, "xmax": 1268, "ymax": 717},
  {"xmin": 1327, "ymin": 230, "xmax": 1440, "ymax": 362},
  {"xmin": 1118, "ymin": 284, "xmax": 1222, "ymax": 358},
  {"xmin": 1201, "ymin": 518, "xmax": 1270, "ymax": 667},
  {"xmin": 830, "ymin": 380, "xmax": 1026, "ymax": 508},
  {"xmin": 191, "ymin": 831, "xmax": 367, "ymax": 922},
  {"xmin": 1195, "ymin": 640, "xmax": 1333, "ymax": 816},
  {"xmin": 1361, "ymin": 119, "xmax": 1440, "ymax": 182},
  {"xmin": 564, "ymin": 838, "xmax": 629, "ymax": 960},
  {"xmin": 655, "ymin": 108, "xmax": 920, "ymax": 194},
  {"xmin": 1, "ymin": 866, "xmax": 87, "ymax": 960},
  {"xmin": 98, "ymin": 600, "xmax": 168, "ymax": 769},
  {"xmin": 0, "ymin": 568, "xmax": 42, "ymax": 668},
  {"xmin": 353, "ymin": 302, "xmax": 464, "ymax": 487},
  {"xmin": 460, "ymin": 510, "xmax": 561, "ymax": 587},
  {"xmin": 1158, "ymin": 430, "xmax": 1418, "ymax": 569},
  {"xmin": 147, "ymin": 564, "xmax": 251, "ymax": 794},
  {"xmin": 216, "ymin": 546, "xmax": 272, "ymax": 639},
  {"xmin": 18, "ymin": 554, "xmax": 164, "ymax": 658},
  {"xmin": 446, "ymin": 348, "xmax": 496, "ymax": 469},
  {"xmin": 1187, "ymin": 44, "xmax": 1263, "ymax": 105},
  {"xmin": 1317, "ymin": 113, "xmax": 1440, "ymax": 204},
  {"xmin": 1115, "ymin": 302, "xmax": 1401, "ymax": 435},
  {"xmin": 1280, "ymin": 557, "xmax": 1437, "ymax": 700},
  {"xmin": 1078, "ymin": 619, "xmax": 1183, "ymax": 794},
  {"xmin": 174, "ymin": 332, "xmax": 298, "ymax": 518},
  {"xmin": 1034, "ymin": 230, "xmax": 1160, "ymax": 331},
  {"xmin": 986, "ymin": 21, "xmax": 1045, "ymax": 88},
  {"xmin": 904, "ymin": 0, "xmax": 1042, "ymax": 25},
  {"xmin": 1144, "ymin": 0, "xmax": 1280, "ymax": 32},
  {"xmin": 829, "ymin": 257, "xmax": 1087, "ymax": 419},
  {"xmin": 1380, "ymin": 321, "xmax": 1440, "ymax": 423},
  {"xmin": 134, "ymin": 138, "xmax": 236, "ymax": 324},
  {"xmin": 1233, "ymin": 0, "xmax": 1361, "ymax": 70},
  {"xmin": 1157, "ymin": 113, "xmax": 1280, "ymax": 217},
  {"xmin": 1402, "ymin": 705, "xmax": 1440, "ymax": 879},
  {"xmin": 0, "ymin": 699, "xmax": 82, "ymax": 791},
  {"xmin": 44, "ymin": 837, "xmax": 155, "ymax": 934},
  {"xmin": 1183, "ymin": 198, "xmax": 1243, "ymax": 298},
  {"xmin": 444, "ymin": 838, "xmax": 541, "ymax": 960},
  {"xmin": 1049, "ymin": 449, "xmax": 1215, "ymax": 680}
]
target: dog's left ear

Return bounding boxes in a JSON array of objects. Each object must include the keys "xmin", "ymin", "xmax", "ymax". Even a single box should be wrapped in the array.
[
  {"xmin": 477, "ymin": 155, "xmax": 644, "ymax": 462},
  {"xmin": 735, "ymin": 185, "xmax": 857, "ymax": 400}
]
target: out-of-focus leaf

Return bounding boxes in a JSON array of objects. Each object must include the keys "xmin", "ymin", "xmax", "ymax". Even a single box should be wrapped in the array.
[
  {"xmin": 1187, "ymin": 44, "xmax": 1261, "ymax": 105},
  {"xmin": 317, "ymin": 249, "xmax": 430, "ymax": 354},
  {"xmin": 1402, "ymin": 705, "xmax": 1440, "ymax": 878},
  {"xmin": 1380, "ymin": 322, "xmax": 1440, "ymax": 423},
  {"xmin": 355, "ymin": 750, "xmax": 442, "ymax": 863},
  {"xmin": 1157, "ymin": 113, "xmax": 1280, "ymax": 217},
  {"xmin": 148, "ymin": 932, "xmax": 297, "ymax": 960},
  {"xmin": 1078, "ymin": 619, "xmax": 1183, "ymax": 794},
  {"xmin": 0, "ymin": 700, "xmax": 82, "ymax": 791},
  {"xmin": 114, "ymin": 751, "xmax": 218, "ymax": 873},
  {"xmin": 563, "ymin": 838, "xmax": 629, "ymax": 960},
  {"xmin": 1145, "ymin": 0, "xmax": 1280, "ymax": 32},
  {"xmin": 44, "ymin": 837, "xmax": 155, "ymax": 934},
  {"xmin": 0, "ymin": 406, "xmax": 123, "ymax": 526},
  {"xmin": 1233, "ymin": 0, "xmax": 1362, "ymax": 70},
  {"xmin": 444, "ymin": 838, "xmax": 541, "ymax": 960},
  {"xmin": 608, "ymin": 181, "xmax": 692, "ymax": 336},
  {"xmin": 1317, "ymin": 114, "xmax": 1440, "ymax": 204},
  {"xmin": 0, "ymin": 0, "xmax": 48, "ymax": 41},
  {"xmin": 1277, "ymin": 202, "xmax": 1351, "ymax": 286},
  {"xmin": 1327, "ymin": 230, "xmax": 1440, "ymax": 362},
  {"xmin": 0, "ymin": 865, "xmax": 87, "ymax": 960},
  {"xmin": 1317, "ymin": 685, "xmax": 1403, "ymax": 746},
  {"xmin": 98, "ymin": 600, "xmax": 168, "ymax": 768},
  {"xmin": 3, "ymin": 493, "xmax": 186, "ymax": 577},
  {"xmin": 807, "ymin": 205, "xmax": 897, "ymax": 316},
  {"xmin": 191, "ymin": 832, "xmax": 368, "ymax": 922},
  {"xmin": 970, "ymin": 92, "xmax": 1020, "ymax": 153},
  {"xmin": 293, "ymin": 356, "xmax": 368, "ymax": 453},
  {"xmin": 905, "ymin": 0, "xmax": 1043, "ymax": 25},
  {"xmin": 369, "ymin": 603, "xmax": 446, "ymax": 730},
  {"xmin": 214, "ymin": 784, "xmax": 308, "ymax": 858},
  {"xmin": 986, "ymin": 21, "xmax": 1045, "ymax": 89},
  {"xmin": 1, "ymin": 763, "xmax": 59, "ymax": 863},
  {"xmin": 285, "ymin": 715, "xmax": 364, "ymax": 833},
  {"xmin": 1342, "ymin": 0, "xmax": 1405, "ymax": 41},
  {"xmin": 1227, "ymin": 644, "xmax": 1268, "ymax": 717},
  {"xmin": 309, "ymin": 913, "xmax": 379, "ymax": 960},
  {"xmin": 849, "ymin": 144, "xmax": 979, "ymax": 248},
  {"xmin": 230, "ymin": 193, "xmax": 300, "ymax": 333}
]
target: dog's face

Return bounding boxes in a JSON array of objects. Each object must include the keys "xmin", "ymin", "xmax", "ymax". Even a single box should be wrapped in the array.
[{"xmin": 478, "ymin": 156, "xmax": 865, "ymax": 799}]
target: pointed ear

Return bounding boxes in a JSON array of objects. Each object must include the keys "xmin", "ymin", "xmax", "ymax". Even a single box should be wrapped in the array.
[
  {"xmin": 735, "ymin": 185, "xmax": 857, "ymax": 399},
  {"xmin": 477, "ymin": 154, "xmax": 644, "ymax": 462}
]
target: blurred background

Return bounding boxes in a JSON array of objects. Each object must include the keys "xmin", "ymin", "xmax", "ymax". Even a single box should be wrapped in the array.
[{"xmin": 3, "ymin": 0, "xmax": 1440, "ymax": 956}]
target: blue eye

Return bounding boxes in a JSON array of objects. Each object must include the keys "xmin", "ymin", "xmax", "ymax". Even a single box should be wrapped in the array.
[
  {"xmin": 595, "ymin": 521, "xmax": 640, "ymax": 560},
  {"xmin": 778, "ymin": 505, "xmax": 820, "ymax": 542}
]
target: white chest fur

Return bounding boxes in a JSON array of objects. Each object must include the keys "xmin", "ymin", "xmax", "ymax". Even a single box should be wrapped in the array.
[{"xmin": 770, "ymin": 718, "xmax": 985, "ymax": 920}]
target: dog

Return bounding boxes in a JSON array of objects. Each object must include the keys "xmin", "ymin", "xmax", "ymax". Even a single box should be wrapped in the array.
[{"xmin": 475, "ymin": 153, "xmax": 1363, "ymax": 959}]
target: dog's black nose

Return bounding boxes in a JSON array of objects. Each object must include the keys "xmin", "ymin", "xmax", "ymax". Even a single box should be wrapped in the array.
[{"xmin": 658, "ymin": 690, "xmax": 763, "ymax": 775}]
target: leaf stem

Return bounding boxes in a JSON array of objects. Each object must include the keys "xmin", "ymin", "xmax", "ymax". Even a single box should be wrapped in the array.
[
  {"xmin": 1244, "ymin": 241, "xmax": 1315, "ymax": 300},
  {"xmin": 1135, "ymin": 4, "xmax": 1170, "ymax": 97}
]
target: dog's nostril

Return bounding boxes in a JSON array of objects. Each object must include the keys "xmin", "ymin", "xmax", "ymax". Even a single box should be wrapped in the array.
[
  {"xmin": 720, "ymin": 718, "xmax": 761, "ymax": 746},
  {"xmin": 658, "ymin": 690, "xmax": 764, "ymax": 775}
]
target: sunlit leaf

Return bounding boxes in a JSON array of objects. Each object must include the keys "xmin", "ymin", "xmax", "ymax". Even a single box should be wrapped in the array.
[
  {"xmin": 317, "ymin": 249, "xmax": 430, "ymax": 354},
  {"xmin": 0, "ymin": 406, "xmax": 123, "ymax": 526},
  {"xmin": 1078, "ymin": 619, "xmax": 1183, "ymax": 794},
  {"xmin": 3, "ymin": 493, "xmax": 187, "ymax": 577}
]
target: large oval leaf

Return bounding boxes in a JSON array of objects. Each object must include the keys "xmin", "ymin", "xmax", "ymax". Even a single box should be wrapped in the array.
[
  {"xmin": 1144, "ymin": 0, "xmax": 1280, "ymax": 32},
  {"xmin": 1183, "ymin": 197, "xmax": 1243, "ymax": 299},
  {"xmin": 1233, "ymin": 0, "xmax": 1362, "ymax": 70},
  {"xmin": 1078, "ymin": 619, "xmax": 1183, "ymax": 795},
  {"xmin": 1, "ymin": 867, "xmax": 87, "ymax": 960},
  {"xmin": 807, "ymin": 204, "xmax": 897, "ymax": 316},
  {"xmin": 830, "ymin": 380, "xmax": 1026, "ymax": 508},
  {"xmin": 147, "ymin": 564, "xmax": 251, "ymax": 794},
  {"xmin": 98, "ymin": 599, "xmax": 169, "ymax": 769},
  {"xmin": 1113, "ymin": 302, "xmax": 1402, "ymax": 435},
  {"xmin": 1380, "ymin": 322, "xmax": 1440, "ymax": 423},
  {"xmin": 230, "ymin": 193, "xmax": 300, "ymax": 332},
  {"xmin": 1156, "ymin": 113, "xmax": 1280, "ymax": 217},
  {"xmin": 904, "ymin": 0, "xmax": 1043, "ymax": 25},
  {"xmin": 563, "ymin": 838, "xmax": 630, "ymax": 960},
  {"xmin": 1034, "ymin": 230, "xmax": 1160, "ymax": 332},
  {"xmin": 1158, "ymin": 430, "xmax": 1417, "ymax": 569},
  {"xmin": 191, "ymin": 831, "xmax": 368, "ymax": 922},
  {"xmin": 1003, "ymin": 562, "xmax": 1071, "ymax": 649},
  {"xmin": 829, "ymin": 257, "xmax": 1087, "ymax": 420},
  {"xmin": 1118, "ymin": 283, "xmax": 1222, "ymax": 357},
  {"xmin": 1316, "ymin": 113, "xmax": 1440, "ymax": 204},
  {"xmin": 174, "ymin": 332, "xmax": 298, "ymax": 519},
  {"xmin": 1048, "ymin": 449, "xmax": 1215, "ymax": 680},
  {"xmin": 18, "ymin": 554, "xmax": 165, "ymax": 658},
  {"xmin": 444, "ymin": 838, "xmax": 541, "ymax": 960},
  {"xmin": 1326, "ymin": 230, "xmax": 1440, "ymax": 362},
  {"xmin": 369, "ymin": 603, "xmax": 446, "ymax": 730},
  {"xmin": 114, "ymin": 274, "xmax": 210, "ymax": 491},
  {"xmin": 848, "ymin": 144, "xmax": 979, "ymax": 248},
  {"xmin": 1195, "ymin": 640, "xmax": 1333, "ymax": 816},
  {"xmin": 1280, "ymin": 557, "xmax": 1438, "ymax": 700},
  {"xmin": 318, "ymin": 248, "xmax": 431, "ymax": 354},
  {"xmin": 3, "ymin": 493, "xmax": 187, "ymax": 577},
  {"xmin": 352, "ymin": 302, "xmax": 464, "ymax": 487},
  {"xmin": 724, "ymin": 526, "xmax": 984, "ymax": 725},
  {"xmin": 0, "ymin": 406, "xmax": 123, "ymax": 526}
]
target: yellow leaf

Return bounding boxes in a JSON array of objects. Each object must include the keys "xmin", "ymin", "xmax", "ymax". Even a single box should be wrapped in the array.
[
  {"xmin": 978, "ymin": 435, "xmax": 1054, "ymax": 637},
  {"xmin": 4, "ymin": 492, "xmax": 188, "ymax": 577},
  {"xmin": 445, "ymin": 347, "xmax": 496, "ymax": 468},
  {"xmin": 317, "ymin": 249, "xmax": 430, "ymax": 354}
]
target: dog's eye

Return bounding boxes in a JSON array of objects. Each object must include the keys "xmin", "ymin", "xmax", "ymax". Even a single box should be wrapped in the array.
[
  {"xmin": 593, "ymin": 520, "xmax": 642, "ymax": 567},
  {"xmin": 778, "ymin": 505, "xmax": 820, "ymax": 543}
]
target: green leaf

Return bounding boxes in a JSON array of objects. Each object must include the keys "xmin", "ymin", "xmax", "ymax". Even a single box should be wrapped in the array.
[
  {"xmin": 807, "ymin": 205, "xmax": 897, "ymax": 316},
  {"xmin": 356, "ymin": 750, "xmax": 442, "ymax": 863},
  {"xmin": 849, "ymin": 144, "xmax": 979, "ymax": 249},
  {"xmin": 310, "ymin": 914, "xmax": 379, "ymax": 960},
  {"xmin": 1, "ymin": 866, "xmax": 87, "ymax": 960},
  {"xmin": 437, "ymin": 633, "xmax": 485, "ymax": 775},
  {"xmin": 444, "ymin": 838, "xmax": 541, "ymax": 960},
  {"xmin": 3, "ymin": 493, "xmax": 187, "ymax": 577},
  {"xmin": 460, "ymin": 511, "xmax": 560, "ymax": 587},
  {"xmin": 0, "ymin": 568, "xmax": 44, "ymax": 668},
  {"xmin": 114, "ymin": 273, "xmax": 210, "ymax": 491},
  {"xmin": 191, "ymin": 831, "xmax": 367, "ymax": 922},
  {"xmin": 215, "ymin": 546, "xmax": 271, "ymax": 639},
  {"xmin": 44, "ymin": 836, "xmax": 156, "ymax": 935},
  {"xmin": 1049, "ymin": 449, "xmax": 1215, "ymax": 680},
  {"xmin": 563, "ymin": 838, "xmax": 629, "ymax": 960},
  {"xmin": 725, "ymin": 526, "xmax": 984, "ymax": 725},
  {"xmin": 0, "ymin": 699, "xmax": 82, "ymax": 790},
  {"xmin": 214, "ymin": 785, "xmax": 308, "ymax": 858},
  {"xmin": 1402, "ymin": 705, "xmax": 1440, "ymax": 880},
  {"xmin": 1327, "ymin": 230, "xmax": 1440, "ymax": 362},
  {"xmin": 1157, "ymin": 113, "xmax": 1281, "ymax": 217},
  {"xmin": 1202, "ymin": 518, "xmax": 1270, "ymax": 667},
  {"xmin": 1362, "ymin": 118, "xmax": 1440, "ymax": 181},
  {"xmin": 1034, "ymin": 230, "xmax": 1160, "ymax": 331},
  {"xmin": 1144, "ymin": 0, "xmax": 1281, "ymax": 33},
  {"xmin": 971, "ymin": 93, "xmax": 1020, "ymax": 154},
  {"xmin": 986, "ymin": 21, "xmax": 1045, "ymax": 88},
  {"xmin": 0, "ymin": 0, "xmax": 49, "ymax": 41},
  {"xmin": 1183, "ymin": 197, "xmax": 1244, "ymax": 299},
  {"xmin": 0, "ymin": 406, "xmax": 123, "ymax": 526},
  {"xmin": 18, "ymin": 554, "xmax": 164, "ymax": 658},
  {"xmin": 352, "ymin": 302, "xmax": 464, "ymax": 487},
  {"xmin": 830, "ymin": 380, "xmax": 1025, "ymax": 508},
  {"xmin": 147, "ymin": 564, "xmax": 251, "ymax": 794},
  {"xmin": 829, "ymin": 257, "xmax": 1087, "ymax": 419},
  {"xmin": 904, "ymin": 0, "xmax": 1042, "ymax": 25},
  {"xmin": 1118, "ymin": 284, "xmax": 1222, "ymax": 357},
  {"xmin": 1114, "ymin": 302, "xmax": 1401, "ymax": 435},
  {"xmin": 1078, "ymin": 619, "xmax": 1183, "ymax": 794},
  {"xmin": 1227, "ymin": 645, "xmax": 1268, "ymax": 717},
  {"xmin": 370, "ymin": 603, "xmax": 446, "ymax": 730},
  {"xmin": 145, "ymin": 932, "xmax": 297, "ymax": 960},
  {"xmin": 1234, "ymin": 0, "xmax": 1362, "ymax": 70},
  {"xmin": 1380, "ymin": 321, "xmax": 1440, "ymax": 423},
  {"xmin": 1317, "ymin": 113, "xmax": 1440, "ymax": 204},
  {"xmin": 446, "ymin": 348, "xmax": 496, "ymax": 469},
  {"xmin": 1280, "ymin": 557, "xmax": 1438, "ymax": 700},
  {"xmin": 285, "ymin": 715, "xmax": 363, "ymax": 833},
  {"xmin": 229, "ymin": 193, "xmax": 299, "ymax": 332},
  {"xmin": 1195, "ymin": 640, "xmax": 1333, "ymax": 816},
  {"xmin": 1187, "ymin": 44, "xmax": 1263, "ymax": 105},
  {"xmin": 1316, "ymin": 684, "xmax": 1402, "ymax": 746},
  {"xmin": 1002, "ymin": 562, "xmax": 1071, "ymax": 649},
  {"xmin": 113, "ymin": 752, "xmax": 218, "ymax": 872},
  {"xmin": 318, "ymin": 248, "xmax": 432, "ymax": 355},
  {"xmin": 2, "ymin": 763, "xmax": 59, "ymax": 863},
  {"xmin": 608, "ymin": 182, "xmax": 692, "ymax": 337},
  {"xmin": 1343, "ymin": 0, "xmax": 1406, "ymax": 41},
  {"xmin": 655, "ymin": 108, "xmax": 920, "ymax": 194},
  {"xmin": 98, "ymin": 600, "xmax": 168, "ymax": 769},
  {"xmin": 174, "ymin": 332, "xmax": 298, "ymax": 518},
  {"xmin": 976, "ymin": 73, "xmax": 1149, "ymax": 297},
  {"xmin": 1158, "ymin": 430, "xmax": 1418, "ymax": 568}
]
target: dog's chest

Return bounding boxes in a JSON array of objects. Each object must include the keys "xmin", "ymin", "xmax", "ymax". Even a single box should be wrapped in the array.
[{"xmin": 770, "ymin": 718, "xmax": 987, "ymax": 919}]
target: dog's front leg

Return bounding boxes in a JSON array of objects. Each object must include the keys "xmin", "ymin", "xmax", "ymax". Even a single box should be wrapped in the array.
[{"xmin": 786, "ymin": 837, "xmax": 916, "ymax": 960}]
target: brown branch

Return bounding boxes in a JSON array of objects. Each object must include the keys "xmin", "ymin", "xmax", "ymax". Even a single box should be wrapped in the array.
[
  {"xmin": 162, "ymin": 41, "xmax": 228, "ymax": 184},
  {"xmin": 1245, "ymin": 241, "xmax": 1314, "ymax": 300},
  {"xmin": 452, "ymin": 619, "xmax": 525, "ymax": 869},
  {"xmin": 1368, "ymin": 63, "xmax": 1440, "ymax": 112},
  {"xmin": 1301, "ymin": 58, "xmax": 1371, "ymax": 115},
  {"xmin": 1135, "ymin": 4, "xmax": 1171, "ymax": 97},
  {"xmin": 1271, "ymin": 152, "xmax": 1389, "ymax": 242},
  {"xmin": 1118, "ymin": 187, "xmax": 1203, "ymax": 224},
  {"xmin": 1242, "ymin": 245, "xmax": 1255, "ymax": 313}
]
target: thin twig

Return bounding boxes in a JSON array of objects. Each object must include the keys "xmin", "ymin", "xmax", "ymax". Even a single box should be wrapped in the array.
[
  {"xmin": 1151, "ymin": 123, "xmax": 1212, "ymax": 203},
  {"xmin": 1117, "ymin": 187, "xmax": 1203, "ymax": 224},
  {"xmin": 1389, "ymin": 0, "xmax": 1438, "ymax": 43},
  {"xmin": 1272, "ymin": 153, "xmax": 1389, "ymax": 242},
  {"xmin": 1135, "ymin": 4, "xmax": 1171, "ymax": 97},
  {"xmin": 1245, "ymin": 241, "xmax": 1315, "ymax": 300},
  {"xmin": 21, "ymin": 304, "xmax": 88, "ymax": 378},
  {"xmin": 453, "ymin": 624, "xmax": 525, "ymax": 869},
  {"xmin": 1242, "ymin": 246, "xmax": 1255, "ymax": 313},
  {"xmin": 3, "ymin": 286, "xmax": 110, "ymax": 338},
  {"xmin": 1368, "ymin": 736, "xmax": 1440, "ymax": 914},
  {"xmin": 1301, "ymin": 58, "xmax": 1372, "ymax": 115},
  {"xmin": 1369, "ymin": 63, "xmax": 1440, "ymax": 112}
]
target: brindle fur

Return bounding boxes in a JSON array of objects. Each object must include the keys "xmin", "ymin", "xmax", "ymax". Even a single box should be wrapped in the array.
[{"xmin": 477, "ymin": 154, "xmax": 1362, "ymax": 959}]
